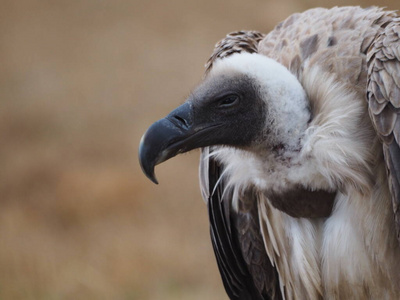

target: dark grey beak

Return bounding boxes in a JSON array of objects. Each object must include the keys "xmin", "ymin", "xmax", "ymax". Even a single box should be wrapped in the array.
[
  {"xmin": 139, "ymin": 102, "xmax": 193, "ymax": 184},
  {"xmin": 139, "ymin": 101, "xmax": 224, "ymax": 184}
]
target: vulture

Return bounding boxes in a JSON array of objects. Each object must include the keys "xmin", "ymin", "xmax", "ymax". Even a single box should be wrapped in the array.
[{"xmin": 139, "ymin": 6, "xmax": 400, "ymax": 300}]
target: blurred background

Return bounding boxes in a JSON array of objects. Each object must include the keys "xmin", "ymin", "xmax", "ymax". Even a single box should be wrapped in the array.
[{"xmin": 0, "ymin": 0, "xmax": 398, "ymax": 299}]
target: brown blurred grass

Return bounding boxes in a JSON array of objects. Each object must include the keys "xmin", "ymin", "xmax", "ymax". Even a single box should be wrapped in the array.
[{"xmin": 0, "ymin": 0, "xmax": 398, "ymax": 299}]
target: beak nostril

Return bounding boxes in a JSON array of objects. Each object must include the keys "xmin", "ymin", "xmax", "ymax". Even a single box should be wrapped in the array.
[
  {"xmin": 173, "ymin": 115, "xmax": 190, "ymax": 129},
  {"xmin": 166, "ymin": 102, "xmax": 192, "ymax": 130}
]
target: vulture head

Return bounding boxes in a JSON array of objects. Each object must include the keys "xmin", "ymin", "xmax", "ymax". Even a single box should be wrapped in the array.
[{"xmin": 139, "ymin": 53, "xmax": 311, "ymax": 185}]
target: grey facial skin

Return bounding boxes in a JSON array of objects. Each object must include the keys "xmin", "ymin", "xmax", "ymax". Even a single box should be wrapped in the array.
[{"xmin": 139, "ymin": 73, "xmax": 266, "ymax": 184}]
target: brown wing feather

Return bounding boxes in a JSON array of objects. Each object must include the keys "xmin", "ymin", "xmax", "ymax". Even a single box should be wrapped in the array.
[
  {"xmin": 233, "ymin": 188, "xmax": 282, "ymax": 299},
  {"xmin": 200, "ymin": 148, "xmax": 282, "ymax": 299},
  {"xmin": 258, "ymin": 7, "xmax": 396, "ymax": 93},
  {"xmin": 367, "ymin": 18, "xmax": 400, "ymax": 239}
]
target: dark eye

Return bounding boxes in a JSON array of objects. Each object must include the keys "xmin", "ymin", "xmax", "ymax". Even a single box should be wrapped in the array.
[{"xmin": 218, "ymin": 95, "xmax": 239, "ymax": 108}]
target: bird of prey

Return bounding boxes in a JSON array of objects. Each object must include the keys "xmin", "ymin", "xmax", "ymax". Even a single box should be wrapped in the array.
[{"xmin": 139, "ymin": 6, "xmax": 400, "ymax": 299}]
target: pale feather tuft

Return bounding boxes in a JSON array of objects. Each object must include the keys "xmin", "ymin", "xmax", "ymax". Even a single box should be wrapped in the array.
[{"xmin": 300, "ymin": 65, "xmax": 376, "ymax": 194}]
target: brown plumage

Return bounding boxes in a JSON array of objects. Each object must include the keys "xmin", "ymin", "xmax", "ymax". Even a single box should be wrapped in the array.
[
  {"xmin": 367, "ymin": 18, "xmax": 400, "ymax": 239},
  {"xmin": 205, "ymin": 31, "xmax": 266, "ymax": 74},
  {"xmin": 139, "ymin": 6, "xmax": 400, "ymax": 300}
]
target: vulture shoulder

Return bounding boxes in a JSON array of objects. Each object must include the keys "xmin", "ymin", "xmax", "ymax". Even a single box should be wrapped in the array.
[{"xmin": 367, "ymin": 17, "xmax": 400, "ymax": 239}]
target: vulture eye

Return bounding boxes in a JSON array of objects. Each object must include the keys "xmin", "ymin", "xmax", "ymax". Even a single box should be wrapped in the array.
[{"xmin": 218, "ymin": 95, "xmax": 240, "ymax": 108}]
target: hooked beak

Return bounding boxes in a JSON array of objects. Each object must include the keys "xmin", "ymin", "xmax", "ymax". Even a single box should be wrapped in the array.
[{"xmin": 139, "ymin": 102, "xmax": 221, "ymax": 184}]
